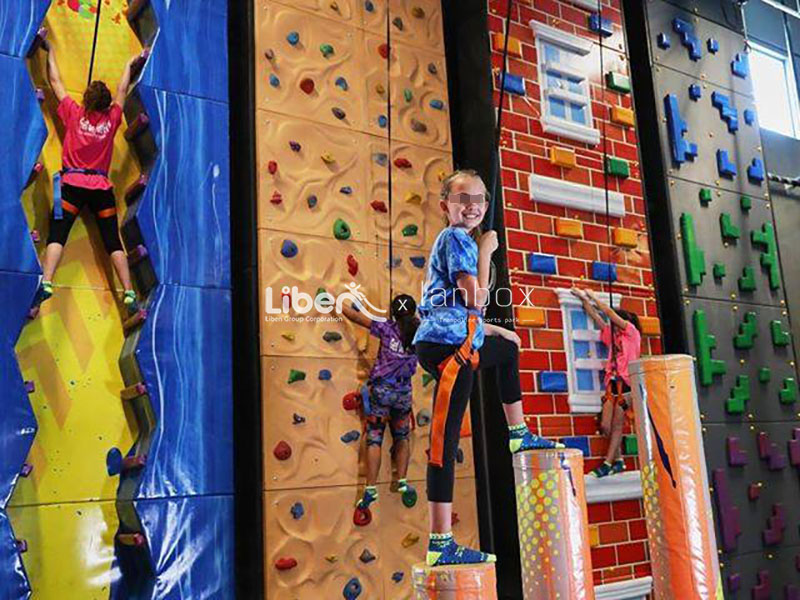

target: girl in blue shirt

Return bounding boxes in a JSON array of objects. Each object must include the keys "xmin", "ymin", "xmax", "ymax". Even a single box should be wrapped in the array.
[{"xmin": 414, "ymin": 169, "xmax": 563, "ymax": 567}]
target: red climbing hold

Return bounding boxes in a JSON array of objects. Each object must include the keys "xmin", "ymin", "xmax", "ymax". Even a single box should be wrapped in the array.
[
  {"xmin": 353, "ymin": 506, "xmax": 372, "ymax": 527},
  {"xmin": 452, "ymin": 512, "xmax": 460, "ymax": 526},
  {"xmin": 370, "ymin": 200, "xmax": 388, "ymax": 213},
  {"xmin": 378, "ymin": 43, "xmax": 390, "ymax": 59},
  {"xmin": 270, "ymin": 190, "xmax": 283, "ymax": 205},
  {"xmin": 347, "ymin": 255, "xmax": 359, "ymax": 276},
  {"xmin": 268, "ymin": 160, "xmax": 278, "ymax": 175},
  {"xmin": 393, "ymin": 157, "xmax": 412, "ymax": 169},
  {"xmin": 342, "ymin": 392, "xmax": 359, "ymax": 411},
  {"xmin": 300, "ymin": 77, "xmax": 315, "ymax": 94},
  {"xmin": 275, "ymin": 557, "xmax": 298, "ymax": 571},
  {"xmin": 274, "ymin": 440, "xmax": 292, "ymax": 460}
]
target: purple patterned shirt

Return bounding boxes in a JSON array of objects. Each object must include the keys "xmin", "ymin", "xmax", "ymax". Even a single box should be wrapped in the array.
[{"xmin": 369, "ymin": 320, "xmax": 418, "ymax": 386}]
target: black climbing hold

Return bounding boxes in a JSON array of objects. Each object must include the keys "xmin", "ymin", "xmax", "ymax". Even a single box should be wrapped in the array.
[
  {"xmin": 292, "ymin": 413, "xmax": 306, "ymax": 424},
  {"xmin": 428, "ymin": 62, "xmax": 438, "ymax": 75},
  {"xmin": 392, "ymin": 17, "xmax": 404, "ymax": 30},
  {"xmin": 392, "ymin": 571, "xmax": 404, "ymax": 583},
  {"xmin": 323, "ymin": 331, "xmax": 343, "ymax": 342},
  {"xmin": 359, "ymin": 548, "xmax": 376, "ymax": 563},
  {"xmin": 340, "ymin": 186, "xmax": 353, "ymax": 195},
  {"xmin": 290, "ymin": 502, "xmax": 304, "ymax": 520},
  {"xmin": 307, "ymin": 195, "xmax": 318, "ymax": 209},
  {"xmin": 341, "ymin": 430, "xmax": 360, "ymax": 443},
  {"xmin": 456, "ymin": 448, "xmax": 464, "ymax": 463},
  {"xmin": 364, "ymin": 0, "xmax": 374, "ymax": 12},
  {"xmin": 332, "ymin": 107, "xmax": 346, "ymax": 120}
]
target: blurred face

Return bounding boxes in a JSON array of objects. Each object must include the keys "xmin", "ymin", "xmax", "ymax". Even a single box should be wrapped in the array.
[{"xmin": 440, "ymin": 176, "xmax": 488, "ymax": 231}]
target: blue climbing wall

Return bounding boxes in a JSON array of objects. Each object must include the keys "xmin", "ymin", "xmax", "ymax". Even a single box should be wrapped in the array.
[
  {"xmin": 114, "ymin": 1, "xmax": 233, "ymax": 597},
  {"xmin": 0, "ymin": 3, "xmax": 50, "ymax": 598}
]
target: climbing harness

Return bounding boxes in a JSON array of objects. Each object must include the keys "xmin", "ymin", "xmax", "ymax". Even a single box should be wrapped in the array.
[{"xmin": 52, "ymin": 167, "xmax": 109, "ymax": 220}]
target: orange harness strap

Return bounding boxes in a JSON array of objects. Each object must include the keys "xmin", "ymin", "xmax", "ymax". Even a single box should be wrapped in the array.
[{"xmin": 429, "ymin": 315, "xmax": 480, "ymax": 468}]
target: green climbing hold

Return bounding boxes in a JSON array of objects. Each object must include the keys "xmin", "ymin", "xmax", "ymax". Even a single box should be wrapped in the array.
[
  {"xmin": 320, "ymin": 43, "xmax": 335, "ymax": 58},
  {"xmin": 770, "ymin": 320, "xmax": 790, "ymax": 347},
  {"xmin": 402, "ymin": 224, "xmax": 418, "ymax": 237},
  {"xmin": 713, "ymin": 263, "xmax": 726, "ymax": 279},
  {"xmin": 740, "ymin": 195, "xmax": 752, "ymax": 211},
  {"xmin": 401, "ymin": 487, "xmax": 418, "ymax": 508},
  {"xmin": 758, "ymin": 367, "xmax": 771, "ymax": 383},
  {"xmin": 738, "ymin": 267, "xmax": 756, "ymax": 292},
  {"xmin": 605, "ymin": 157, "xmax": 630, "ymax": 178},
  {"xmin": 422, "ymin": 373, "xmax": 434, "ymax": 387},
  {"xmin": 733, "ymin": 311, "xmax": 758, "ymax": 349},
  {"xmin": 751, "ymin": 223, "xmax": 780, "ymax": 290},
  {"xmin": 334, "ymin": 218, "xmax": 351, "ymax": 240},
  {"xmin": 726, "ymin": 375, "xmax": 750, "ymax": 415},
  {"xmin": 693, "ymin": 310, "xmax": 726, "ymax": 386},
  {"xmin": 288, "ymin": 369, "xmax": 306, "ymax": 384},
  {"xmin": 779, "ymin": 378, "xmax": 798, "ymax": 404},
  {"xmin": 699, "ymin": 188, "xmax": 713, "ymax": 205},
  {"xmin": 606, "ymin": 72, "xmax": 631, "ymax": 94},
  {"xmin": 622, "ymin": 435, "xmax": 638, "ymax": 456},
  {"xmin": 403, "ymin": 88, "xmax": 413, "ymax": 102},
  {"xmin": 719, "ymin": 213, "xmax": 740, "ymax": 241},
  {"xmin": 680, "ymin": 213, "xmax": 706, "ymax": 287}
]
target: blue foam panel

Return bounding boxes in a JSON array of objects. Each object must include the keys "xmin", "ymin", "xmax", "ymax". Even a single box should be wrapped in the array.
[
  {"xmin": 672, "ymin": 17, "xmax": 702, "ymax": 60},
  {"xmin": 592, "ymin": 261, "xmax": 618, "ymax": 282},
  {"xmin": 664, "ymin": 94, "xmax": 698, "ymax": 164},
  {"xmin": 561, "ymin": 436, "xmax": 590, "ymax": 457},
  {"xmin": 527, "ymin": 253, "xmax": 557, "ymax": 275},
  {"xmin": 0, "ymin": 511, "xmax": 30, "ymax": 599},
  {"xmin": 717, "ymin": 149, "xmax": 737, "ymax": 178},
  {"xmin": 0, "ymin": 0, "xmax": 50, "ymax": 59},
  {"xmin": 138, "ymin": 0, "xmax": 227, "ymax": 102},
  {"xmin": 133, "ymin": 87, "xmax": 230, "ymax": 289},
  {"xmin": 0, "ymin": 271, "xmax": 39, "ymax": 353},
  {"xmin": 0, "ymin": 55, "xmax": 47, "ymax": 275},
  {"xmin": 538, "ymin": 371, "xmax": 568, "ymax": 393}
]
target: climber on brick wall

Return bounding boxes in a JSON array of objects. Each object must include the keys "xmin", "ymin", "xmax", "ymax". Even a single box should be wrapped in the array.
[{"xmin": 37, "ymin": 40, "xmax": 140, "ymax": 314}]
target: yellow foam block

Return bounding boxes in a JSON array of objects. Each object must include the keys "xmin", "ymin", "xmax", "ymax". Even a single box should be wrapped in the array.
[
  {"xmin": 556, "ymin": 218, "xmax": 583, "ymax": 239},
  {"xmin": 613, "ymin": 227, "xmax": 639, "ymax": 248},
  {"xmin": 549, "ymin": 146, "xmax": 576, "ymax": 168},
  {"xmin": 589, "ymin": 525, "xmax": 600, "ymax": 548},
  {"xmin": 639, "ymin": 316, "xmax": 662, "ymax": 336},
  {"xmin": 491, "ymin": 33, "xmax": 523, "ymax": 58},
  {"xmin": 611, "ymin": 106, "xmax": 635, "ymax": 127},
  {"xmin": 516, "ymin": 306, "xmax": 546, "ymax": 327}
]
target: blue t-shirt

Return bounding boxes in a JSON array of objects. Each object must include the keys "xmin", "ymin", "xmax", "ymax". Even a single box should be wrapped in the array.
[{"xmin": 413, "ymin": 227, "xmax": 485, "ymax": 350}]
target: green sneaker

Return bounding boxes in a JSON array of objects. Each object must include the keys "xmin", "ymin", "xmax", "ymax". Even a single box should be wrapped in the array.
[
  {"xmin": 40, "ymin": 280, "xmax": 53, "ymax": 301},
  {"xmin": 590, "ymin": 462, "xmax": 613, "ymax": 478},
  {"xmin": 123, "ymin": 290, "xmax": 138, "ymax": 312}
]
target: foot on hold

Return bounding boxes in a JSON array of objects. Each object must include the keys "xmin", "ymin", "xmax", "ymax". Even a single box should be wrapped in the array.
[
  {"xmin": 40, "ymin": 280, "xmax": 53, "ymax": 302},
  {"xmin": 356, "ymin": 486, "xmax": 378, "ymax": 510},
  {"xmin": 610, "ymin": 459, "xmax": 626, "ymax": 475},
  {"xmin": 508, "ymin": 424, "xmax": 565, "ymax": 453},
  {"xmin": 397, "ymin": 480, "xmax": 417, "ymax": 508},
  {"xmin": 426, "ymin": 533, "xmax": 496, "ymax": 567},
  {"xmin": 591, "ymin": 461, "xmax": 614, "ymax": 478},
  {"xmin": 123, "ymin": 290, "xmax": 138, "ymax": 313}
]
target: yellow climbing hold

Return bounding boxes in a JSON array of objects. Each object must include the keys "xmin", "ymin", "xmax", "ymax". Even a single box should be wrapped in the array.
[
  {"xmin": 412, "ymin": 6, "xmax": 425, "ymax": 18},
  {"xmin": 401, "ymin": 533, "xmax": 420, "ymax": 548},
  {"xmin": 281, "ymin": 332, "xmax": 296, "ymax": 342},
  {"xmin": 325, "ymin": 554, "xmax": 338, "ymax": 563},
  {"xmin": 375, "ymin": 83, "xmax": 385, "ymax": 95},
  {"xmin": 329, "ymin": 1, "xmax": 339, "ymax": 11},
  {"xmin": 437, "ymin": 170, "xmax": 447, "ymax": 181},
  {"xmin": 321, "ymin": 152, "xmax": 336, "ymax": 164},
  {"xmin": 405, "ymin": 192, "xmax": 422, "ymax": 205}
]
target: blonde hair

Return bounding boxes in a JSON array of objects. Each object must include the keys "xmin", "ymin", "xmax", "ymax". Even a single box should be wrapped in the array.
[{"xmin": 439, "ymin": 169, "xmax": 490, "ymax": 240}]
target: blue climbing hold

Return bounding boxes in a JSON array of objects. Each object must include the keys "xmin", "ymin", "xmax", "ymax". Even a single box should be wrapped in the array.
[
  {"xmin": 269, "ymin": 74, "xmax": 280, "ymax": 88},
  {"xmin": 744, "ymin": 108, "xmax": 755, "ymax": 126},
  {"xmin": 747, "ymin": 157, "xmax": 765, "ymax": 184},
  {"xmin": 290, "ymin": 502, "xmax": 305, "ymax": 520},
  {"xmin": 538, "ymin": 371, "xmax": 568, "ymax": 393},
  {"xmin": 378, "ymin": 115, "xmax": 388, "ymax": 128},
  {"xmin": 340, "ymin": 186, "xmax": 353, "ymax": 195},
  {"xmin": 341, "ymin": 430, "xmax": 360, "ymax": 443},
  {"xmin": 430, "ymin": 99, "xmax": 445, "ymax": 110},
  {"xmin": 373, "ymin": 152, "xmax": 388, "ymax": 166},
  {"xmin": 307, "ymin": 195, "xmax": 318, "ymax": 208},
  {"xmin": 387, "ymin": 257, "xmax": 402, "ymax": 269},
  {"xmin": 657, "ymin": 32, "xmax": 671, "ymax": 49},
  {"xmin": 106, "ymin": 447, "xmax": 123, "ymax": 476},
  {"xmin": 319, "ymin": 369, "xmax": 332, "ymax": 380},
  {"xmin": 688, "ymin": 83, "xmax": 702, "ymax": 101},
  {"xmin": 335, "ymin": 76, "xmax": 349, "ymax": 91},
  {"xmin": 707, "ymin": 37, "xmax": 719, "ymax": 53},
  {"xmin": 732, "ymin": 52, "xmax": 749, "ymax": 78},
  {"xmin": 664, "ymin": 94, "xmax": 698, "ymax": 164},
  {"xmin": 711, "ymin": 91, "xmax": 738, "ymax": 133},
  {"xmin": 281, "ymin": 239, "xmax": 299, "ymax": 258},
  {"xmin": 672, "ymin": 17, "xmax": 702, "ymax": 61},
  {"xmin": 716, "ymin": 149, "xmax": 737, "ymax": 178},
  {"xmin": 410, "ymin": 256, "xmax": 426, "ymax": 268},
  {"xmin": 391, "ymin": 571, "xmax": 404, "ymax": 583},
  {"xmin": 343, "ymin": 577, "xmax": 362, "ymax": 599},
  {"xmin": 364, "ymin": 0, "xmax": 374, "ymax": 12},
  {"xmin": 287, "ymin": 31, "xmax": 300, "ymax": 46},
  {"xmin": 497, "ymin": 72, "xmax": 525, "ymax": 95},
  {"xmin": 589, "ymin": 13, "xmax": 613, "ymax": 37},
  {"xmin": 527, "ymin": 253, "xmax": 557, "ymax": 275},
  {"xmin": 592, "ymin": 261, "xmax": 618, "ymax": 282}
]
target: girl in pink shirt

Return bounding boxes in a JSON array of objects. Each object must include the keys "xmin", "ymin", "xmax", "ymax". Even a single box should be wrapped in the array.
[{"xmin": 572, "ymin": 288, "xmax": 642, "ymax": 478}]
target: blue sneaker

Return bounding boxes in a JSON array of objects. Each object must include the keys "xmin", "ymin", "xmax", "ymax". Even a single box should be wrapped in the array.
[
  {"xmin": 426, "ymin": 533, "xmax": 496, "ymax": 567},
  {"xmin": 611, "ymin": 459, "xmax": 626, "ymax": 474},
  {"xmin": 591, "ymin": 462, "xmax": 613, "ymax": 478},
  {"xmin": 508, "ymin": 424, "xmax": 565, "ymax": 453},
  {"xmin": 356, "ymin": 486, "xmax": 378, "ymax": 510}
]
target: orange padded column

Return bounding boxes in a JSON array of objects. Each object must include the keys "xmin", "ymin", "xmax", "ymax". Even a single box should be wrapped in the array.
[
  {"xmin": 629, "ymin": 355, "xmax": 723, "ymax": 600},
  {"xmin": 513, "ymin": 449, "xmax": 594, "ymax": 600},
  {"xmin": 412, "ymin": 562, "xmax": 497, "ymax": 599}
]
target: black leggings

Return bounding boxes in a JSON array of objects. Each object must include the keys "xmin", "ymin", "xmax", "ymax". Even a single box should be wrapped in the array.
[
  {"xmin": 417, "ymin": 335, "xmax": 522, "ymax": 503},
  {"xmin": 47, "ymin": 184, "xmax": 123, "ymax": 254}
]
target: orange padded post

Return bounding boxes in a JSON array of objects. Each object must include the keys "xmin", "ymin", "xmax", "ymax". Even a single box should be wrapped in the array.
[{"xmin": 412, "ymin": 562, "xmax": 497, "ymax": 599}]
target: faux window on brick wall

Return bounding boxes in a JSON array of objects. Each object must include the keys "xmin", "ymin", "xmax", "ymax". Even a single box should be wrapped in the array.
[{"xmin": 531, "ymin": 21, "xmax": 600, "ymax": 145}]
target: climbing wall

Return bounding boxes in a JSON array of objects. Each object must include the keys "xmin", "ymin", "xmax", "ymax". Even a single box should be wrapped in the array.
[
  {"xmin": 254, "ymin": 1, "xmax": 480, "ymax": 597},
  {"xmin": 640, "ymin": 1, "xmax": 800, "ymax": 596},
  {"xmin": 488, "ymin": 0, "xmax": 660, "ymax": 591}
]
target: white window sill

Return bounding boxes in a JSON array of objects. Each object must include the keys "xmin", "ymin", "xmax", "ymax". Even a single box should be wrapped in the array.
[
  {"xmin": 596, "ymin": 577, "xmax": 654, "ymax": 600},
  {"xmin": 541, "ymin": 115, "xmax": 601, "ymax": 145},
  {"xmin": 530, "ymin": 174, "xmax": 626, "ymax": 216},
  {"xmin": 584, "ymin": 470, "xmax": 644, "ymax": 503}
]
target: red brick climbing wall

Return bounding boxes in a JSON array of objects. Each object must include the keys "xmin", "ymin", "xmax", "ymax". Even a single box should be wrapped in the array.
[{"xmin": 487, "ymin": 0, "xmax": 661, "ymax": 588}]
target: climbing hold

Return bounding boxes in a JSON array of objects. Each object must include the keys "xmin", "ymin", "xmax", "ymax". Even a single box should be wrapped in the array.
[
  {"xmin": 417, "ymin": 408, "xmax": 431, "ymax": 427},
  {"xmin": 341, "ymin": 430, "xmax": 360, "ymax": 443},
  {"xmin": 292, "ymin": 413, "xmax": 306, "ymax": 424},
  {"xmin": 732, "ymin": 52, "xmax": 749, "ymax": 78},
  {"xmin": 707, "ymin": 38, "xmax": 719, "ymax": 53},
  {"xmin": 106, "ymin": 447, "xmax": 123, "ymax": 476},
  {"xmin": 671, "ymin": 17, "xmax": 702, "ymax": 60},
  {"xmin": 30, "ymin": 230, "xmax": 40, "ymax": 244},
  {"xmin": 747, "ymin": 157, "xmax": 765, "ymax": 184},
  {"xmin": 300, "ymin": 78, "xmax": 315, "ymax": 95},
  {"xmin": 269, "ymin": 74, "xmax": 280, "ymax": 88},
  {"xmin": 657, "ymin": 33, "xmax": 671, "ymax": 49},
  {"xmin": 377, "ymin": 115, "xmax": 388, "ymax": 128},
  {"xmin": 770, "ymin": 320, "xmax": 791, "ymax": 347},
  {"xmin": 405, "ymin": 192, "xmax": 422, "ymax": 205},
  {"xmin": 428, "ymin": 62, "xmax": 438, "ymax": 75},
  {"xmin": 319, "ymin": 369, "xmax": 332, "ymax": 380},
  {"xmin": 412, "ymin": 6, "xmax": 425, "ymax": 18},
  {"xmin": 410, "ymin": 118, "xmax": 427, "ymax": 133},
  {"xmin": 392, "ymin": 572, "xmax": 404, "ymax": 583},
  {"xmin": 378, "ymin": 43, "xmax": 390, "ymax": 59},
  {"xmin": 387, "ymin": 257, "xmax": 402, "ymax": 269},
  {"xmin": 456, "ymin": 448, "xmax": 465, "ymax": 463},
  {"xmin": 288, "ymin": 369, "xmax": 306, "ymax": 384},
  {"xmin": 334, "ymin": 218, "xmax": 352, "ymax": 240},
  {"xmin": 370, "ymin": 200, "xmax": 388, "ymax": 213},
  {"xmin": 780, "ymin": 378, "xmax": 798, "ymax": 404},
  {"xmin": 713, "ymin": 263, "xmax": 726, "ymax": 279},
  {"xmin": 329, "ymin": 0, "xmax": 339, "ymax": 10},
  {"xmin": 422, "ymin": 373, "xmax": 434, "ymax": 386},
  {"xmin": 733, "ymin": 312, "xmax": 758, "ymax": 349},
  {"xmin": 589, "ymin": 12, "xmax": 613, "ymax": 37},
  {"xmin": 751, "ymin": 223, "xmax": 780, "ymax": 290},
  {"xmin": 758, "ymin": 367, "xmax": 771, "ymax": 383},
  {"xmin": 343, "ymin": 392, "xmax": 359, "ymax": 411},
  {"xmin": 364, "ymin": 0, "xmax": 374, "ymax": 12},
  {"xmin": 347, "ymin": 255, "xmax": 359, "ymax": 276},
  {"xmin": 340, "ymin": 185, "xmax": 353, "ymax": 195},
  {"xmin": 280, "ymin": 239, "xmax": 298, "ymax": 258},
  {"xmin": 323, "ymin": 331, "xmax": 343, "ymax": 343},
  {"xmin": 325, "ymin": 555, "xmax": 338, "ymax": 563},
  {"xmin": 410, "ymin": 256, "xmax": 426, "ymax": 268},
  {"xmin": 403, "ymin": 88, "xmax": 413, "ymax": 102},
  {"xmin": 290, "ymin": 502, "xmax": 304, "ymax": 520},
  {"xmin": 320, "ymin": 43, "xmax": 335, "ymax": 58},
  {"xmin": 268, "ymin": 160, "xmax": 278, "ymax": 175},
  {"xmin": 726, "ymin": 375, "xmax": 749, "ymax": 414},
  {"xmin": 286, "ymin": 31, "xmax": 300, "ymax": 46},
  {"xmin": 281, "ymin": 332, "xmax": 295, "ymax": 342},
  {"xmin": 343, "ymin": 577, "xmax": 363, "ymax": 599},
  {"xmin": 719, "ymin": 213, "xmax": 740, "ymax": 241},
  {"xmin": 429, "ymin": 99, "xmax": 445, "ymax": 110},
  {"xmin": 264, "ymin": 48, "xmax": 275, "ymax": 61},
  {"xmin": 693, "ymin": 310, "xmax": 726, "ymax": 386},
  {"xmin": 375, "ymin": 82, "xmax": 385, "ymax": 95},
  {"xmin": 332, "ymin": 107, "xmax": 347, "ymax": 120},
  {"xmin": 335, "ymin": 76, "xmax": 349, "ymax": 91},
  {"xmin": 373, "ymin": 153, "xmax": 388, "ymax": 166},
  {"xmin": 401, "ymin": 486, "xmax": 417, "ymax": 508},
  {"xmin": 321, "ymin": 152, "xmax": 336, "ymax": 164},
  {"xmin": 401, "ymin": 533, "xmax": 420, "ymax": 548},
  {"xmin": 689, "ymin": 83, "xmax": 702, "ymax": 101},
  {"xmin": 738, "ymin": 267, "xmax": 756, "ymax": 292},
  {"xmin": 680, "ymin": 213, "xmax": 706, "ymax": 286},
  {"xmin": 699, "ymin": 188, "xmax": 712, "ymax": 204},
  {"xmin": 270, "ymin": 190, "xmax": 283, "ymax": 206},
  {"xmin": 711, "ymin": 91, "xmax": 739, "ymax": 133},
  {"xmin": 744, "ymin": 108, "xmax": 755, "ymax": 126},
  {"xmin": 359, "ymin": 548, "xmax": 376, "ymax": 563},
  {"xmin": 748, "ymin": 484, "xmax": 761, "ymax": 501},
  {"xmin": 275, "ymin": 557, "xmax": 297, "ymax": 570},
  {"xmin": 307, "ymin": 195, "xmax": 318, "ymax": 208},
  {"xmin": 274, "ymin": 441, "xmax": 292, "ymax": 461},
  {"xmin": 392, "ymin": 16, "xmax": 404, "ymax": 30},
  {"xmin": 664, "ymin": 94, "xmax": 698, "ymax": 164},
  {"xmin": 289, "ymin": 140, "xmax": 301, "ymax": 152},
  {"xmin": 394, "ymin": 157, "xmax": 412, "ymax": 169}
]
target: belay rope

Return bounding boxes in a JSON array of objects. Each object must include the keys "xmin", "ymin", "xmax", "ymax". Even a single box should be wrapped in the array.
[{"xmin": 87, "ymin": 0, "xmax": 103, "ymax": 85}]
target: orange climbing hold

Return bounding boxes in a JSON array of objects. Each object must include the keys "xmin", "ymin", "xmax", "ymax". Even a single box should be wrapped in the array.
[
  {"xmin": 370, "ymin": 200, "xmax": 388, "ymax": 213},
  {"xmin": 394, "ymin": 157, "xmax": 412, "ymax": 169},
  {"xmin": 613, "ymin": 227, "xmax": 638, "ymax": 248},
  {"xmin": 347, "ymin": 254, "xmax": 359, "ymax": 276}
]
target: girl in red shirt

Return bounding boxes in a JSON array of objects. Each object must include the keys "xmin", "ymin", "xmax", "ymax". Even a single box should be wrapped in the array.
[{"xmin": 39, "ymin": 44, "xmax": 140, "ymax": 312}]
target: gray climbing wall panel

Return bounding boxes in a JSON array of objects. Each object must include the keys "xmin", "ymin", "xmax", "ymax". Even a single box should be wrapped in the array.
[{"xmin": 642, "ymin": 1, "xmax": 800, "ymax": 596}]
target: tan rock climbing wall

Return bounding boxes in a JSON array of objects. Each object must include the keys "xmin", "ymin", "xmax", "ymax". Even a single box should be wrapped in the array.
[{"xmin": 254, "ymin": 1, "xmax": 479, "ymax": 597}]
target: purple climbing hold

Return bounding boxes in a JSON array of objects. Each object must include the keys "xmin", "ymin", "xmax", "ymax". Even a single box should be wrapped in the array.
[
  {"xmin": 35, "ymin": 88, "xmax": 45, "ymax": 103},
  {"xmin": 341, "ymin": 430, "xmax": 360, "ymax": 443},
  {"xmin": 307, "ymin": 195, "xmax": 318, "ymax": 208},
  {"xmin": 332, "ymin": 107, "xmax": 346, "ymax": 120},
  {"xmin": 290, "ymin": 502, "xmax": 304, "ymax": 520},
  {"xmin": 323, "ymin": 331, "xmax": 343, "ymax": 342},
  {"xmin": 289, "ymin": 140, "xmax": 301, "ymax": 152},
  {"xmin": 392, "ymin": 571, "xmax": 404, "ymax": 583},
  {"xmin": 292, "ymin": 413, "xmax": 306, "ymax": 425},
  {"xmin": 727, "ymin": 573, "xmax": 741, "ymax": 592},
  {"xmin": 20, "ymin": 464, "xmax": 33, "ymax": 478},
  {"xmin": 15, "ymin": 539, "xmax": 27, "ymax": 554},
  {"xmin": 343, "ymin": 577, "xmax": 362, "ymax": 599},
  {"xmin": 281, "ymin": 239, "xmax": 299, "ymax": 258},
  {"xmin": 24, "ymin": 380, "xmax": 34, "ymax": 394}
]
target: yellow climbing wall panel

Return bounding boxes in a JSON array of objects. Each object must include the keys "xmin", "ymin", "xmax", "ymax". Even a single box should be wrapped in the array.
[
  {"xmin": 256, "ymin": 1, "xmax": 480, "ymax": 597},
  {"xmin": 10, "ymin": 1, "xmax": 141, "ymax": 597}
]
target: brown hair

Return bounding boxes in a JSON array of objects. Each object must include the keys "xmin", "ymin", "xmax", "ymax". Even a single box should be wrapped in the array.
[
  {"xmin": 615, "ymin": 309, "xmax": 641, "ymax": 333},
  {"xmin": 439, "ymin": 169, "xmax": 491, "ymax": 240},
  {"xmin": 83, "ymin": 81, "xmax": 113, "ymax": 113}
]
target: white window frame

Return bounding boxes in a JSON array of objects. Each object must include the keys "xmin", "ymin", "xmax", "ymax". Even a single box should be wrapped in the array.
[
  {"xmin": 750, "ymin": 40, "xmax": 800, "ymax": 138},
  {"xmin": 531, "ymin": 21, "xmax": 601, "ymax": 145}
]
